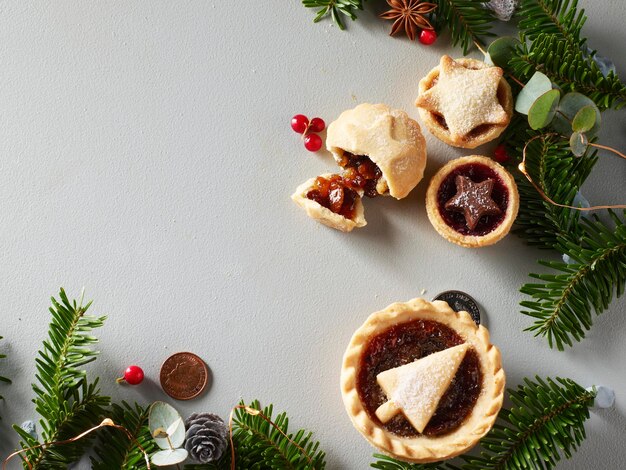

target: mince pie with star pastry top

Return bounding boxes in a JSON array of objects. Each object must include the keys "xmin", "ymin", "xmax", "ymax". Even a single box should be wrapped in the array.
[
  {"xmin": 292, "ymin": 103, "xmax": 427, "ymax": 232},
  {"xmin": 415, "ymin": 56, "xmax": 513, "ymax": 149},
  {"xmin": 341, "ymin": 298, "xmax": 504, "ymax": 463},
  {"xmin": 426, "ymin": 155, "xmax": 519, "ymax": 248}
]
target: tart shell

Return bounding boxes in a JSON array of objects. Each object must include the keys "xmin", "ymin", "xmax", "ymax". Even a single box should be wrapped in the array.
[
  {"xmin": 416, "ymin": 58, "xmax": 514, "ymax": 149},
  {"xmin": 291, "ymin": 174, "xmax": 366, "ymax": 232},
  {"xmin": 326, "ymin": 103, "xmax": 427, "ymax": 200},
  {"xmin": 340, "ymin": 298, "xmax": 505, "ymax": 463},
  {"xmin": 426, "ymin": 156, "xmax": 519, "ymax": 248}
]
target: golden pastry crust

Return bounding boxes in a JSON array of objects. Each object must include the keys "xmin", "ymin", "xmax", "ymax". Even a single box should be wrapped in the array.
[
  {"xmin": 416, "ymin": 57, "xmax": 513, "ymax": 149},
  {"xmin": 340, "ymin": 298, "xmax": 505, "ymax": 463},
  {"xmin": 426, "ymin": 156, "xmax": 519, "ymax": 248},
  {"xmin": 291, "ymin": 174, "xmax": 366, "ymax": 232},
  {"xmin": 326, "ymin": 103, "xmax": 427, "ymax": 199}
]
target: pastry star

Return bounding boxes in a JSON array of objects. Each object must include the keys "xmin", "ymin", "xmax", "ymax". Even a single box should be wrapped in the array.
[
  {"xmin": 375, "ymin": 344, "xmax": 469, "ymax": 433},
  {"xmin": 416, "ymin": 55, "xmax": 508, "ymax": 138},
  {"xmin": 445, "ymin": 175, "xmax": 502, "ymax": 230}
]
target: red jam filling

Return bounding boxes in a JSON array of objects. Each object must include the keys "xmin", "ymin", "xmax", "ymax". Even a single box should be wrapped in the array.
[
  {"xmin": 437, "ymin": 163, "xmax": 509, "ymax": 236},
  {"xmin": 356, "ymin": 319, "xmax": 482, "ymax": 437},
  {"xmin": 306, "ymin": 175, "xmax": 359, "ymax": 220},
  {"xmin": 338, "ymin": 152, "xmax": 384, "ymax": 198}
]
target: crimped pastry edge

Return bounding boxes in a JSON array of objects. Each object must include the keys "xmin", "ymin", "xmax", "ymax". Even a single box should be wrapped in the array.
[
  {"xmin": 340, "ymin": 298, "xmax": 505, "ymax": 463},
  {"xmin": 425, "ymin": 155, "xmax": 519, "ymax": 248}
]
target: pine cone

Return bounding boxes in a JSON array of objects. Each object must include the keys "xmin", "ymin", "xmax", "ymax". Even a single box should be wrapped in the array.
[{"xmin": 184, "ymin": 413, "xmax": 229, "ymax": 464}]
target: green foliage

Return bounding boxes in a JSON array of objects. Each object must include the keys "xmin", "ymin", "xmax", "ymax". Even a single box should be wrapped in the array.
[
  {"xmin": 521, "ymin": 211, "xmax": 626, "ymax": 350},
  {"xmin": 301, "ymin": 0, "xmax": 365, "ymax": 30},
  {"xmin": 0, "ymin": 336, "xmax": 11, "ymax": 403},
  {"xmin": 371, "ymin": 377, "xmax": 596, "ymax": 470},
  {"xmin": 517, "ymin": 0, "xmax": 586, "ymax": 44},
  {"xmin": 510, "ymin": 33, "xmax": 626, "ymax": 110},
  {"xmin": 432, "ymin": 0, "xmax": 495, "ymax": 54},
  {"xmin": 209, "ymin": 399, "xmax": 327, "ymax": 470},
  {"xmin": 12, "ymin": 289, "xmax": 110, "ymax": 470},
  {"xmin": 509, "ymin": 131, "xmax": 596, "ymax": 249},
  {"xmin": 91, "ymin": 401, "xmax": 155, "ymax": 470}
]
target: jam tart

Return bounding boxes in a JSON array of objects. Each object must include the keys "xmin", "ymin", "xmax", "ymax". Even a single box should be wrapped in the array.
[
  {"xmin": 292, "ymin": 103, "xmax": 427, "ymax": 231},
  {"xmin": 415, "ymin": 56, "xmax": 513, "ymax": 149},
  {"xmin": 426, "ymin": 155, "xmax": 519, "ymax": 248},
  {"xmin": 341, "ymin": 298, "xmax": 504, "ymax": 463}
]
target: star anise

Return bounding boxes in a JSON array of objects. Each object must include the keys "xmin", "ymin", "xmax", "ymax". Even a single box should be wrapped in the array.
[{"xmin": 380, "ymin": 0, "xmax": 437, "ymax": 41}]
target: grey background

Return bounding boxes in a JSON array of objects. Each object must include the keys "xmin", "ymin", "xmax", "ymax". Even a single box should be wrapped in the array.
[{"xmin": 0, "ymin": 1, "xmax": 624, "ymax": 468}]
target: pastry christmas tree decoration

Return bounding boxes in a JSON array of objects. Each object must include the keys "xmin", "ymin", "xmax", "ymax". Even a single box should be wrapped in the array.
[
  {"xmin": 426, "ymin": 155, "xmax": 519, "ymax": 248},
  {"xmin": 374, "ymin": 343, "xmax": 469, "ymax": 433},
  {"xmin": 292, "ymin": 103, "xmax": 427, "ymax": 232},
  {"xmin": 415, "ymin": 56, "xmax": 513, "ymax": 148},
  {"xmin": 341, "ymin": 298, "xmax": 504, "ymax": 463}
]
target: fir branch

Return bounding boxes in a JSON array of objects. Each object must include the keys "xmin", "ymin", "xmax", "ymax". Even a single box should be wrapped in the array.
[
  {"xmin": 371, "ymin": 377, "xmax": 595, "ymax": 470},
  {"xmin": 510, "ymin": 33, "xmax": 626, "ymax": 110},
  {"xmin": 432, "ymin": 0, "xmax": 495, "ymax": 55},
  {"xmin": 302, "ymin": 0, "xmax": 365, "ymax": 30},
  {"xmin": 509, "ymin": 131, "xmax": 597, "ymax": 249},
  {"xmin": 516, "ymin": 0, "xmax": 586, "ymax": 44},
  {"xmin": 228, "ymin": 400, "xmax": 326, "ymax": 470},
  {"xmin": 462, "ymin": 377, "xmax": 595, "ymax": 469},
  {"xmin": 12, "ymin": 289, "xmax": 109, "ymax": 469},
  {"xmin": 521, "ymin": 211, "xmax": 626, "ymax": 350},
  {"xmin": 0, "ymin": 336, "xmax": 11, "ymax": 403},
  {"xmin": 91, "ymin": 401, "xmax": 155, "ymax": 470}
]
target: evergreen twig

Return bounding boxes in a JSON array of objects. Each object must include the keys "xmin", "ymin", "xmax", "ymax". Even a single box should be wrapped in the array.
[
  {"xmin": 516, "ymin": 0, "xmax": 586, "ymax": 44},
  {"xmin": 302, "ymin": 0, "xmax": 365, "ymax": 30},
  {"xmin": 12, "ymin": 289, "xmax": 110, "ymax": 470},
  {"xmin": 432, "ymin": 0, "xmax": 495, "ymax": 54}
]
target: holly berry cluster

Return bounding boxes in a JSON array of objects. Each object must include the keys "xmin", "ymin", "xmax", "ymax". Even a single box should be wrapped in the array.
[{"xmin": 291, "ymin": 114, "xmax": 326, "ymax": 152}]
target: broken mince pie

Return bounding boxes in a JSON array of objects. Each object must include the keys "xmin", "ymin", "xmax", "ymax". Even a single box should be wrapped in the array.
[
  {"xmin": 291, "ymin": 173, "xmax": 366, "ymax": 232},
  {"xmin": 415, "ymin": 56, "xmax": 513, "ymax": 149},
  {"xmin": 341, "ymin": 298, "xmax": 504, "ymax": 463},
  {"xmin": 426, "ymin": 156, "xmax": 519, "ymax": 248},
  {"xmin": 292, "ymin": 103, "xmax": 427, "ymax": 231}
]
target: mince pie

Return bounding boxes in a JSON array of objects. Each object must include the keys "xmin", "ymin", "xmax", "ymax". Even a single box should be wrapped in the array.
[
  {"xmin": 426, "ymin": 155, "xmax": 519, "ymax": 248},
  {"xmin": 341, "ymin": 298, "xmax": 504, "ymax": 463},
  {"xmin": 292, "ymin": 103, "xmax": 427, "ymax": 231},
  {"xmin": 291, "ymin": 173, "xmax": 366, "ymax": 232},
  {"xmin": 415, "ymin": 56, "xmax": 513, "ymax": 149},
  {"xmin": 326, "ymin": 103, "xmax": 427, "ymax": 200}
]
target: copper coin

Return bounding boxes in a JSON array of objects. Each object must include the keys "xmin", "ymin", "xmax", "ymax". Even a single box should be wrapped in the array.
[
  {"xmin": 159, "ymin": 352, "xmax": 209, "ymax": 400},
  {"xmin": 433, "ymin": 290, "xmax": 481, "ymax": 325}
]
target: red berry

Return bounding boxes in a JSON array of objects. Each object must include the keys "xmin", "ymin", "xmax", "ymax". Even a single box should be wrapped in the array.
[
  {"xmin": 291, "ymin": 114, "xmax": 309, "ymax": 134},
  {"xmin": 494, "ymin": 144, "xmax": 509, "ymax": 163},
  {"xmin": 117, "ymin": 365, "xmax": 144, "ymax": 385},
  {"xmin": 419, "ymin": 29, "xmax": 437, "ymax": 45},
  {"xmin": 309, "ymin": 117, "xmax": 326, "ymax": 133},
  {"xmin": 304, "ymin": 133, "xmax": 323, "ymax": 152}
]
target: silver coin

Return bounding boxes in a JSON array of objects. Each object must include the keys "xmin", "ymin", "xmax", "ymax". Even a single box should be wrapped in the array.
[{"xmin": 433, "ymin": 291, "xmax": 481, "ymax": 325}]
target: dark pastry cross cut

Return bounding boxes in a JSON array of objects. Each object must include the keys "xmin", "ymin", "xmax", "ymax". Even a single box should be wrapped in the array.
[{"xmin": 445, "ymin": 175, "xmax": 502, "ymax": 230}]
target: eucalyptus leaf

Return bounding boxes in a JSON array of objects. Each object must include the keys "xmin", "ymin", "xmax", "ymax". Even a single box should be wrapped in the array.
[
  {"xmin": 149, "ymin": 402, "xmax": 185, "ymax": 450},
  {"xmin": 151, "ymin": 448, "xmax": 189, "ymax": 466},
  {"xmin": 572, "ymin": 105, "xmax": 596, "ymax": 132},
  {"xmin": 487, "ymin": 36, "xmax": 521, "ymax": 69},
  {"xmin": 570, "ymin": 132, "xmax": 589, "ymax": 157},
  {"xmin": 528, "ymin": 89, "xmax": 560, "ymax": 130},
  {"xmin": 515, "ymin": 71, "xmax": 552, "ymax": 115},
  {"xmin": 552, "ymin": 93, "xmax": 602, "ymax": 137}
]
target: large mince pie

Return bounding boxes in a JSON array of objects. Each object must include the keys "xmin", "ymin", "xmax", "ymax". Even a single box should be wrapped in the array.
[
  {"xmin": 326, "ymin": 103, "xmax": 427, "ymax": 200},
  {"xmin": 415, "ymin": 56, "xmax": 513, "ymax": 149},
  {"xmin": 426, "ymin": 155, "xmax": 519, "ymax": 248},
  {"xmin": 341, "ymin": 298, "xmax": 504, "ymax": 463},
  {"xmin": 291, "ymin": 173, "xmax": 366, "ymax": 232}
]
